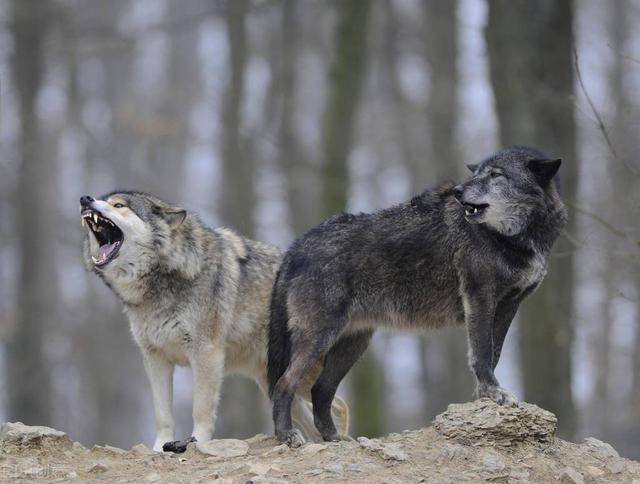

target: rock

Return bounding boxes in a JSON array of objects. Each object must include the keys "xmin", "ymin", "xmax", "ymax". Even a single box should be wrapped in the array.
[
  {"xmin": 432, "ymin": 399, "xmax": 557, "ymax": 446},
  {"xmin": 558, "ymin": 467, "xmax": 584, "ymax": 484},
  {"xmin": 0, "ymin": 422, "xmax": 72, "ymax": 448},
  {"xmin": 324, "ymin": 462, "xmax": 344, "ymax": 474},
  {"xmin": 303, "ymin": 468, "xmax": 324, "ymax": 476},
  {"xmin": 345, "ymin": 464, "xmax": 364, "ymax": 473},
  {"xmin": 248, "ymin": 478, "xmax": 291, "ymax": 484},
  {"xmin": 247, "ymin": 462, "xmax": 272, "ymax": 476},
  {"xmin": 72, "ymin": 441, "xmax": 88, "ymax": 453},
  {"xmin": 481, "ymin": 450, "xmax": 506, "ymax": 471},
  {"xmin": 131, "ymin": 443, "xmax": 157, "ymax": 456},
  {"xmin": 195, "ymin": 439, "xmax": 249, "ymax": 458},
  {"xmin": 358, "ymin": 436, "xmax": 409, "ymax": 461},
  {"xmin": 584, "ymin": 465, "xmax": 604, "ymax": 477},
  {"xmin": 92, "ymin": 444, "xmax": 127, "ymax": 455},
  {"xmin": 88, "ymin": 462, "xmax": 108, "ymax": 473},
  {"xmin": 23, "ymin": 466, "xmax": 44, "ymax": 477},
  {"xmin": 262, "ymin": 444, "xmax": 289, "ymax": 457},
  {"xmin": 300, "ymin": 443, "xmax": 327, "ymax": 456},
  {"xmin": 144, "ymin": 472, "xmax": 162, "ymax": 482},
  {"xmin": 607, "ymin": 460, "xmax": 626, "ymax": 474},
  {"xmin": 246, "ymin": 434, "xmax": 275, "ymax": 445},
  {"xmin": 582, "ymin": 437, "xmax": 619, "ymax": 458}
]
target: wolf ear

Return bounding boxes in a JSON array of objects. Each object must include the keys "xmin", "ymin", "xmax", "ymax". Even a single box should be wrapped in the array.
[
  {"xmin": 159, "ymin": 207, "xmax": 187, "ymax": 229},
  {"xmin": 466, "ymin": 163, "xmax": 478, "ymax": 173},
  {"xmin": 527, "ymin": 158, "xmax": 561, "ymax": 186}
]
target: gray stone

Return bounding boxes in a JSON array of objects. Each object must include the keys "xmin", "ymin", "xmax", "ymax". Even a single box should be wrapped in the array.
[
  {"xmin": 262, "ymin": 444, "xmax": 289, "ymax": 457},
  {"xmin": 0, "ymin": 422, "xmax": 72, "ymax": 447},
  {"xmin": 607, "ymin": 460, "xmax": 626, "ymax": 474},
  {"xmin": 249, "ymin": 478, "xmax": 291, "ymax": 484},
  {"xmin": 245, "ymin": 433, "xmax": 274, "ymax": 445},
  {"xmin": 195, "ymin": 439, "xmax": 249, "ymax": 458},
  {"xmin": 300, "ymin": 443, "xmax": 327, "ymax": 456},
  {"xmin": 303, "ymin": 468, "xmax": 324, "ymax": 476},
  {"xmin": 582, "ymin": 437, "xmax": 619, "ymax": 458},
  {"xmin": 131, "ymin": 443, "xmax": 157, "ymax": 456},
  {"xmin": 358, "ymin": 436, "xmax": 409, "ymax": 462},
  {"xmin": 247, "ymin": 461, "xmax": 272, "ymax": 476},
  {"xmin": 144, "ymin": 472, "xmax": 162, "ymax": 482},
  {"xmin": 72, "ymin": 441, "xmax": 88, "ymax": 453},
  {"xmin": 481, "ymin": 450, "xmax": 506, "ymax": 471},
  {"xmin": 324, "ymin": 462, "xmax": 344, "ymax": 474},
  {"xmin": 433, "ymin": 399, "xmax": 557, "ymax": 446},
  {"xmin": 558, "ymin": 467, "xmax": 584, "ymax": 484},
  {"xmin": 88, "ymin": 462, "xmax": 108, "ymax": 473}
]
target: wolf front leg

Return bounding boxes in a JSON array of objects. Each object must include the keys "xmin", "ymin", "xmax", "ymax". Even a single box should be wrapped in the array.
[
  {"xmin": 189, "ymin": 343, "xmax": 225, "ymax": 443},
  {"xmin": 142, "ymin": 349, "xmax": 175, "ymax": 451},
  {"xmin": 462, "ymin": 290, "xmax": 518, "ymax": 406},
  {"xmin": 492, "ymin": 288, "xmax": 533, "ymax": 371}
]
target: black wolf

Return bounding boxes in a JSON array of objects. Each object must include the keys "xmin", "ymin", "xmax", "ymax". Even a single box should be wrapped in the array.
[{"xmin": 267, "ymin": 147, "xmax": 566, "ymax": 447}]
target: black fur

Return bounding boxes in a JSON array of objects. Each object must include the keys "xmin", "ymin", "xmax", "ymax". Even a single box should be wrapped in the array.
[{"xmin": 267, "ymin": 147, "xmax": 567, "ymax": 445}]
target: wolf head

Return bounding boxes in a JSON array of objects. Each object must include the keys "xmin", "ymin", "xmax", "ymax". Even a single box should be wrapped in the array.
[
  {"xmin": 80, "ymin": 191, "xmax": 203, "ymax": 282},
  {"xmin": 452, "ymin": 147, "xmax": 562, "ymax": 236}
]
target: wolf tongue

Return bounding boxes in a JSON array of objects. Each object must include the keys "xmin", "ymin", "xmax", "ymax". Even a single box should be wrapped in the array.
[{"xmin": 97, "ymin": 242, "xmax": 117, "ymax": 260}]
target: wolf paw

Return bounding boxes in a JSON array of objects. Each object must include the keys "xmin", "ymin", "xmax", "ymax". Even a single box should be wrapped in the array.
[
  {"xmin": 324, "ymin": 433, "xmax": 353, "ymax": 443},
  {"xmin": 278, "ymin": 429, "xmax": 305, "ymax": 448},
  {"xmin": 162, "ymin": 436, "xmax": 197, "ymax": 453},
  {"xmin": 478, "ymin": 385, "xmax": 518, "ymax": 407}
]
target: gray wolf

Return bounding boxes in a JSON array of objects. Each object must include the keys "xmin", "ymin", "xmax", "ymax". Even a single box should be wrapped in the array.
[
  {"xmin": 80, "ymin": 191, "xmax": 348, "ymax": 451},
  {"xmin": 267, "ymin": 147, "xmax": 566, "ymax": 447}
]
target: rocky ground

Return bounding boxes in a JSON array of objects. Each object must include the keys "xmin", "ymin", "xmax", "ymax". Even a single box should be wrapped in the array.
[{"xmin": 1, "ymin": 399, "xmax": 639, "ymax": 483}]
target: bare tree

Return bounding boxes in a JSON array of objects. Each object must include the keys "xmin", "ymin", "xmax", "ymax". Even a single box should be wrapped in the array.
[
  {"xmin": 485, "ymin": 0, "xmax": 577, "ymax": 438},
  {"xmin": 319, "ymin": 0, "xmax": 382, "ymax": 438},
  {"xmin": 215, "ymin": 0, "xmax": 266, "ymax": 438},
  {"xmin": 7, "ymin": 0, "xmax": 55, "ymax": 426}
]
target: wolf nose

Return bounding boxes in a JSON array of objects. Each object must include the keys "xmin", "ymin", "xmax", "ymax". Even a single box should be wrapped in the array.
[
  {"xmin": 80, "ymin": 195, "xmax": 95, "ymax": 208},
  {"xmin": 452, "ymin": 186, "xmax": 464, "ymax": 200}
]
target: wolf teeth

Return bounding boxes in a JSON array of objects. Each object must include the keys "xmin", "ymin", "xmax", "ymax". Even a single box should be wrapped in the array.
[
  {"xmin": 465, "ymin": 207, "xmax": 479, "ymax": 215},
  {"xmin": 93, "ymin": 213, "xmax": 98, "ymax": 223}
]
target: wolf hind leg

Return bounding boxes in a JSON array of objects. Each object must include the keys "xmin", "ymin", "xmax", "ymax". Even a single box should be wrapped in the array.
[
  {"xmin": 331, "ymin": 395, "xmax": 350, "ymax": 436},
  {"xmin": 311, "ymin": 330, "xmax": 373, "ymax": 442},
  {"xmin": 273, "ymin": 324, "xmax": 344, "ymax": 447},
  {"xmin": 292, "ymin": 397, "xmax": 322, "ymax": 441}
]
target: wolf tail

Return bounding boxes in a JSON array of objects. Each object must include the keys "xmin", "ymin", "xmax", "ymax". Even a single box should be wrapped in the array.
[{"xmin": 267, "ymin": 269, "xmax": 291, "ymax": 398}]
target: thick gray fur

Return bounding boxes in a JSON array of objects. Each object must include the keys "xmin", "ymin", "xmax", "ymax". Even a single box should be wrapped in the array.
[
  {"xmin": 267, "ymin": 146, "xmax": 567, "ymax": 447},
  {"xmin": 81, "ymin": 191, "xmax": 349, "ymax": 451}
]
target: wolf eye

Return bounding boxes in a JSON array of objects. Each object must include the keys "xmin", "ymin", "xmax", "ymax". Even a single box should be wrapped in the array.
[
  {"xmin": 113, "ymin": 203, "xmax": 126, "ymax": 208},
  {"xmin": 490, "ymin": 171, "xmax": 504, "ymax": 179}
]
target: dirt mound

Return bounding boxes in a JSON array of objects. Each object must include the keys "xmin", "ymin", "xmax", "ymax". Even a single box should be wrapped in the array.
[{"xmin": 1, "ymin": 400, "xmax": 639, "ymax": 483}]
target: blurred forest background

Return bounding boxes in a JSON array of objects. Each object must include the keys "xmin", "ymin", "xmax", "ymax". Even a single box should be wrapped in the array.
[{"xmin": 1, "ymin": 0, "xmax": 640, "ymax": 458}]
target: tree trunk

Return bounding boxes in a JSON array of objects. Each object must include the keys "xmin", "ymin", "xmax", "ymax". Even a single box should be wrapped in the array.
[
  {"xmin": 420, "ymin": 0, "xmax": 474, "ymax": 419},
  {"xmin": 277, "ymin": 0, "xmax": 317, "ymax": 235},
  {"xmin": 219, "ymin": 0, "xmax": 255, "ymax": 238},
  {"xmin": 215, "ymin": 0, "xmax": 266, "ymax": 438},
  {"xmin": 7, "ymin": 0, "xmax": 55, "ymax": 426},
  {"xmin": 319, "ymin": 0, "xmax": 381, "ymax": 438},
  {"xmin": 486, "ymin": 0, "xmax": 577, "ymax": 438}
]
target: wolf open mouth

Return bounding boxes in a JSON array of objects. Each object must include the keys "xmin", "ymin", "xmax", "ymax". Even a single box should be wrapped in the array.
[
  {"xmin": 82, "ymin": 210, "xmax": 123, "ymax": 266},
  {"xmin": 462, "ymin": 203, "xmax": 488, "ymax": 217}
]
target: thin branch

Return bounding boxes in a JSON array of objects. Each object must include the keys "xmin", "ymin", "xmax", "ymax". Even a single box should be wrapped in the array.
[
  {"xmin": 569, "ymin": 202, "xmax": 640, "ymax": 247},
  {"xmin": 573, "ymin": 48, "xmax": 619, "ymax": 160}
]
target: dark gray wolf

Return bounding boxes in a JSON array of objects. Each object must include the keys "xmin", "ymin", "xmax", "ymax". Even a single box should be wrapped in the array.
[
  {"xmin": 267, "ymin": 147, "xmax": 566, "ymax": 447},
  {"xmin": 80, "ymin": 191, "xmax": 348, "ymax": 451}
]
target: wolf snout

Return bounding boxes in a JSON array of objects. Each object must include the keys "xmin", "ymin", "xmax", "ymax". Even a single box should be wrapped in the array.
[
  {"xmin": 453, "ymin": 185, "xmax": 464, "ymax": 201},
  {"xmin": 80, "ymin": 195, "xmax": 95, "ymax": 209}
]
